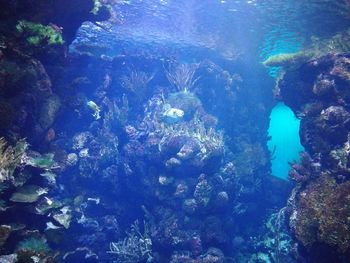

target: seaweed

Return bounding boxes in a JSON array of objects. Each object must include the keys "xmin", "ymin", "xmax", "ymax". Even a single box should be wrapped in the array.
[{"xmin": 16, "ymin": 20, "xmax": 64, "ymax": 46}]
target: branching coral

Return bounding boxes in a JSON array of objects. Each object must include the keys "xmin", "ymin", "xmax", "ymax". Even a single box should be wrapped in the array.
[
  {"xmin": 103, "ymin": 95, "xmax": 129, "ymax": 130},
  {"xmin": 108, "ymin": 220, "xmax": 152, "ymax": 263},
  {"xmin": 120, "ymin": 70, "xmax": 154, "ymax": 94},
  {"xmin": 0, "ymin": 138, "xmax": 27, "ymax": 183},
  {"xmin": 164, "ymin": 63, "xmax": 200, "ymax": 93},
  {"xmin": 158, "ymin": 118, "xmax": 224, "ymax": 158}
]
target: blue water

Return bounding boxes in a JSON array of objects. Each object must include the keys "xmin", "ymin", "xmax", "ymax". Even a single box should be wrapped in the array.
[
  {"xmin": 268, "ymin": 103, "xmax": 304, "ymax": 179},
  {"xmin": 2, "ymin": 0, "xmax": 350, "ymax": 262}
]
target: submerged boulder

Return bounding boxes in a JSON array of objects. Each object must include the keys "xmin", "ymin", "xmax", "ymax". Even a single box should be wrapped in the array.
[
  {"xmin": 39, "ymin": 94, "xmax": 61, "ymax": 130},
  {"xmin": 280, "ymin": 53, "xmax": 350, "ymax": 258},
  {"xmin": 0, "ymin": 225, "xmax": 11, "ymax": 247},
  {"xmin": 10, "ymin": 185, "xmax": 48, "ymax": 203}
]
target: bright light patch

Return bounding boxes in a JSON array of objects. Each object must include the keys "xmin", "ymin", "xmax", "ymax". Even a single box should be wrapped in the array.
[{"xmin": 267, "ymin": 103, "xmax": 304, "ymax": 180}]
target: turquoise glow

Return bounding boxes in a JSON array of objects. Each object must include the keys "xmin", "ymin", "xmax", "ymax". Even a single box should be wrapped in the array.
[{"xmin": 267, "ymin": 103, "xmax": 304, "ymax": 180}]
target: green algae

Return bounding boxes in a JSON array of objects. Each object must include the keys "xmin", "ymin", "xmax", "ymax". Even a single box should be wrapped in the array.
[
  {"xmin": 16, "ymin": 20, "xmax": 64, "ymax": 46},
  {"xmin": 262, "ymin": 51, "xmax": 314, "ymax": 68}
]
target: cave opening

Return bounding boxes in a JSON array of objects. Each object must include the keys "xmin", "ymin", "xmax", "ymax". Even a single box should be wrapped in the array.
[{"xmin": 268, "ymin": 102, "xmax": 304, "ymax": 180}]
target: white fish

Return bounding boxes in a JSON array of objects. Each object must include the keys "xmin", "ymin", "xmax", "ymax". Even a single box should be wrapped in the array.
[
  {"xmin": 87, "ymin": 100, "xmax": 101, "ymax": 120},
  {"xmin": 46, "ymin": 221, "xmax": 62, "ymax": 230},
  {"xmin": 162, "ymin": 104, "xmax": 184, "ymax": 124}
]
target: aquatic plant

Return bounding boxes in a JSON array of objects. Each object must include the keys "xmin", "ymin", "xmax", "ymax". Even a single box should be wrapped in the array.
[
  {"xmin": 120, "ymin": 69, "xmax": 154, "ymax": 99},
  {"xmin": 108, "ymin": 220, "xmax": 152, "ymax": 263},
  {"xmin": 0, "ymin": 138, "xmax": 28, "ymax": 183},
  {"xmin": 288, "ymin": 152, "xmax": 316, "ymax": 183},
  {"xmin": 159, "ymin": 120, "xmax": 224, "ymax": 157},
  {"xmin": 16, "ymin": 20, "xmax": 64, "ymax": 46},
  {"xmin": 103, "ymin": 95, "xmax": 129, "ymax": 129},
  {"xmin": 164, "ymin": 63, "xmax": 200, "ymax": 93}
]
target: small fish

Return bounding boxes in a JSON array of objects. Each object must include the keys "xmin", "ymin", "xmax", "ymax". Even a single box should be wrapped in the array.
[
  {"xmin": 87, "ymin": 100, "xmax": 101, "ymax": 120},
  {"xmin": 46, "ymin": 221, "xmax": 62, "ymax": 230},
  {"xmin": 162, "ymin": 104, "xmax": 184, "ymax": 124},
  {"xmin": 87, "ymin": 197, "xmax": 100, "ymax": 204}
]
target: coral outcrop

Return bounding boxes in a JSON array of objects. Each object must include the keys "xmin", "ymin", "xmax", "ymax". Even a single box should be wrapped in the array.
[
  {"xmin": 0, "ymin": 0, "xmax": 112, "ymax": 261},
  {"xmin": 0, "ymin": 1, "xmax": 282, "ymax": 262},
  {"xmin": 279, "ymin": 53, "xmax": 350, "ymax": 261}
]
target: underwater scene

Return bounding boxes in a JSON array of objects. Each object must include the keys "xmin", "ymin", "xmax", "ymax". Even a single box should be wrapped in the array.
[{"xmin": 1, "ymin": 0, "xmax": 350, "ymax": 262}]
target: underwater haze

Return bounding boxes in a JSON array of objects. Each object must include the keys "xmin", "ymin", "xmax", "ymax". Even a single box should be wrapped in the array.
[{"xmin": 1, "ymin": 0, "xmax": 350, "ymax": 262}]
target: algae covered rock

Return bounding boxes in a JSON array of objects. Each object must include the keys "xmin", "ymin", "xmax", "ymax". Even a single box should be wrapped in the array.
[
  {"xmin": 27, "ymin": 152, "xmax": 55, "ymax": 169},
  {"xmin": 16, "ymin": 20, "xmax": 64, "ymax": 47},
  {"xmin": 39, "ymin": 94, "xmax": 61, "ymax": 130},
  {"xmin": 10, "ymin": 185, "xmax": 48, "ymax": 203},
  {"xmin": 262, "ymin": 51, "xmax": 314, "ymax": 69},
  {"xmin": 0, "ymin": 138, "xmax": 28, "ymax": 183},
  {"xmin": 53, "ymin": 206, "xmax": 72, "ymax": 229},
  {"xmin": 167, "ymin": 91, "xmax": 202, "ymax": 120},
  {"xmin": 292, "ymin": 174, "xmax": 350, "ymax": 252},
  {"xmin": 16, "ymin": 236, "xmax": 50, "ymax": 261},
  {"xmin": 0, "ymin": 225, "xmax": 11, "ymax": 247}
]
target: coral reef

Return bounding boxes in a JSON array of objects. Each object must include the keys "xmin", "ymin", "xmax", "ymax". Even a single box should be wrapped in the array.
[
  {"xmin": 278, "ymin": 53, "xmax": 350, "ymax": 260},
  {"xmin": 263, "ymin": 29, "xmax": 350, "ymax": 73},
  {"xmin": 164, "ymin": 63, "xmax": 200, "ymax": 93},
  {"xmin": 108, "ymin": 221, "xmax": 153, "ymax": 263},
  {"xmin": 293, "ymin": 174, "xmax": 350, "ymax": 252},
  {"xmin": 0, "ymin": 0, "xmax": 113, "ymax": 261},
  {"xmin": 0, "ymin": 1, "xmax": 281, "ymax": 261}
]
